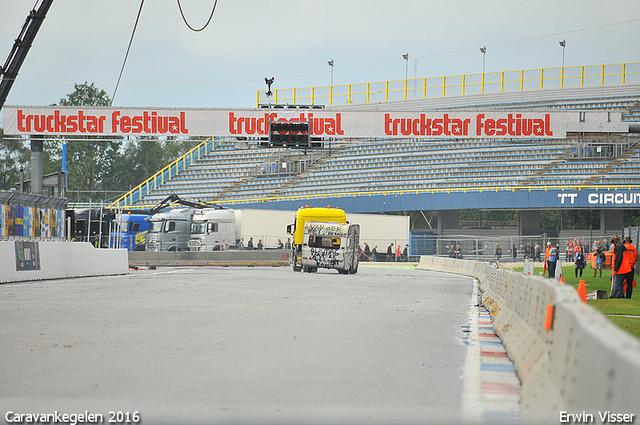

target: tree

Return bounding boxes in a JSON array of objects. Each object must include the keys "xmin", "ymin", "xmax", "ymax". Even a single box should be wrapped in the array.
[
  {"xmin": 0, "ymin": 127, "xmax": 30, "ymax": 190},
  {"xmin": 53, "ymin": 82, "xmax": 122, "ymax": 202}
]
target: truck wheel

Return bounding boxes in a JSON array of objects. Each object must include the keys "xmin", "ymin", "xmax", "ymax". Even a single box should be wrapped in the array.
[
  {"xmin": 303, "ymin": 266, "xmax": 308, "ymax": 272},
  {"xmin": 338, "ymin": 269, "xmax": 348, "ymax": 274},
  {"xmin": 349, "ymin": 266, "xmax": 358, "ymax": 274}
]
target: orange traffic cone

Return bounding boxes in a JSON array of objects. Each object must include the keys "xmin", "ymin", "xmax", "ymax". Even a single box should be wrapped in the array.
[{"xmin": 577, "ymin": 280, "xmax": 587, "ymax": 304}]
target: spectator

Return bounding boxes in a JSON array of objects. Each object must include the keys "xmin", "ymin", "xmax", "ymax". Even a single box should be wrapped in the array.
[
  {"xmin": 364, "ymin": 242, "xmax": 371, "ymax": 261},
  {"xmin": 403, "ymin": 244, "xmax": 409, "ymax": 262},
  {"xmin": 534, "ymin": 243, "xmax": 541, "ymax": 262},
  {"xmin": 593, "ymin": 241, "xmax": 605, "ymax": 277},
  {"xmin": 247, "ymin": 237, "xmax": 254, "ymax": 250},
  {"xmin": 547, "ymin": 245, "xmax": 557, "ymax": 278},
  {"xmin": 277, "ymin": 239, "xmax": 284, "ymax": 249},
  {"xmin": 238, "ymin": 237, "xmax": 244, "ymax": 250},
  {"xmin": 565, "ymin": 241, "xmax": 573, "ymax": 262},
  {"xmin": 454, "ymin": 245, "xmax": 462, "ymax": 259},
  {"xmin": 512, "ymin": 244, "xmax": 517, "ymax": 262},
  {"xmin": 544, "ymin": 242, "xmax": 552, "ymax": 276},
  {"xmin": 395, "ymin": 244, "xmax": 401, "ymax": 262},
  {"xmin": 372, "ymin": 245, "xmax": 378, "ymax": 262},
  {"xmin": 495, "ymin": 244, "xmax": 502, "ymax": 262},
  {"xmin": 624, "ymin": 237, "xmax": 637, "ymax": 298},
  {"xmin": 611, "ymin": 235, "xmax": 630, "ymax": 299},
  {"xmin": 285, "ymin": 238, "xmax": 291, "ymax": 250},
  {"xmin": 447, "ymin": 245, "xmax": 455, "ymax": 258},
  {"xmin": 257, "ymin": 239, "xmax": 264, "ymax": 250},
  {"xmin": 574, "ymin": 245, "xmax": 585, "ymax": 278}
]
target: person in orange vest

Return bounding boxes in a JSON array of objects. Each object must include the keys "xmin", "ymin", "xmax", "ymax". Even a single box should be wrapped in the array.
[
  {"xmin": 623, "ymin": 237, "xmax": 637, "ymax": 299},
  {"xmin": 543, "ymin": 242, "xmax": 552, "ymax": 277},
  {"xmin": 395, "ymin": 244, "xmax": 401, "ymax": 262},
  {"xmin": 611, "ymin": 235, "xmax": 631, "ymax": 299}
]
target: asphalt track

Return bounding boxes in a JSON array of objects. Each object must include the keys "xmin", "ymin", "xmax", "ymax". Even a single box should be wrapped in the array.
[{"xmin": 0, "ymin": 264, "xmax": 512, "ymax": 425}]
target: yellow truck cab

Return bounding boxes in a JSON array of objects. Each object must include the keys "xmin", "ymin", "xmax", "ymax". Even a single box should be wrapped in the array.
[{"xmin": 286, "ymin": 207, "xmax": 347, "ymax": 272}]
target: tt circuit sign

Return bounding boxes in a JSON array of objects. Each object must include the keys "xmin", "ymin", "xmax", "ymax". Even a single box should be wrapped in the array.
[
  {"xmin": 3, "ymin": 106, "xmax": 622, "ymax": 139},
  {"xmin": 558, "ymin": 191, "xmax": 640, "ymax": 207}
]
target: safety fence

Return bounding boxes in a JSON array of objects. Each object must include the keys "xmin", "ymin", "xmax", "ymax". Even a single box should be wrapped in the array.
[
  {"xmin": 417, "ymin": 256, "xmax": 640, "ymax": 423},
  {"xmin": 257, "ymin": 62, "xmax": 640, "ymax": 106}
]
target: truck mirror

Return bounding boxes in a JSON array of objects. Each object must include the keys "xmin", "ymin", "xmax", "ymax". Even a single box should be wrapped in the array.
[{"xmin": 286, "ymin": 224, "xmax": 293, "ymax": 235}]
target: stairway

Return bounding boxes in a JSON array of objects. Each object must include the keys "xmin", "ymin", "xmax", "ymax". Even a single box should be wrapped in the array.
[
  {"xmin": 582, "ymin": 144, "xmax": 639, "ymax": 185},
  {"xmin": 269, "ymin": 147, "xmax": 344, "ymax": 197}
]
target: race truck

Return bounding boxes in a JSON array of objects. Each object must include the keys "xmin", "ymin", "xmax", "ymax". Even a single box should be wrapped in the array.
[
  {"xmin": 301, "ymin": 220, "xmax": 360, "ymax": 274},
  {"xmin": 286, "ymin": 206, "xmax": 358, "ymax": 273}
]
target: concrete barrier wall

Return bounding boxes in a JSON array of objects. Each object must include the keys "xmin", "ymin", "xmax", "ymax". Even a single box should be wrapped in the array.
[
  {"xmin": 129, "ymin": 249, "xmax": 292, "ymax": 267},
  {"xmin": 1, "ymin": 241, "xmax": 128, "ymax": 284},
  {"xmin": 417, "ymin": 256, "xmax": 640, "ymax": 423}
]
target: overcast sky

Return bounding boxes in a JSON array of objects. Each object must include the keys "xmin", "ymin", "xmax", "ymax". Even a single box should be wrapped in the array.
[{"xmin": 1, "ymin": 0, "xmax": 639, "ymax": 120}]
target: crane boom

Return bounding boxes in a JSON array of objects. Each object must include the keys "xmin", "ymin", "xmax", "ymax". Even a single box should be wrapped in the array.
[{"xmin": 0, "ymin": 0, "xmax": 54, "ymax": 110}]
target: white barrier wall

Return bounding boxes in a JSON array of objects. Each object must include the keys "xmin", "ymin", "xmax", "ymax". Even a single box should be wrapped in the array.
[
  {"xmin": 417, "ymin": 256, "xmax": 640, "ymax": 423},
  {"xmin": 1, "ymin": 241, "xmax": 128, "ymax": 283}
]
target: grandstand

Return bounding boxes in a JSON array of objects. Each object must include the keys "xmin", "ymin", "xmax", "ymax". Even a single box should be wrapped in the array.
[{"xmin": 116, "ymin": 79, "xmax": 640, "ymax": 209}]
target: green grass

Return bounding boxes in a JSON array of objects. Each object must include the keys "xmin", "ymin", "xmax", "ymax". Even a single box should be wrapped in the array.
[{"xmin": 513, "ymin": 265, "xmax": 640, "ymax": 339}]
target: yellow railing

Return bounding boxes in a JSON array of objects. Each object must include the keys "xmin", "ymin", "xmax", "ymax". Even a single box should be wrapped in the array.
[
  {"xmin": 256, "ymin": 62, "xmax": 640, "ymax": 107},
  {"xmin": 109, "ymin": 137, "xmax": 220, "ymax": 209}
]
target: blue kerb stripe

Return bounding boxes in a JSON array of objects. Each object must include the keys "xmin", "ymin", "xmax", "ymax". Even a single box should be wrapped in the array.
[
  {"xmin": 481, "ymin": 363, "xmax": 516, "ymax": 372},
  {"xmin": 480, "ymin": 340, "xmax": 504, "ymax": 347},
  {"xmin": 479, "ymin": 326, "xmax": 494, "ymax": 331}
]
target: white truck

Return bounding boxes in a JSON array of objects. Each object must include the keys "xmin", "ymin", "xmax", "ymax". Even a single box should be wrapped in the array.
[
  {"xmin": 300, "ymin": 220, "xmax": 360, "ymax": 274},
  {"xmin": 188, "ymin": 208, "xmax": 236, "ymax": 251}
]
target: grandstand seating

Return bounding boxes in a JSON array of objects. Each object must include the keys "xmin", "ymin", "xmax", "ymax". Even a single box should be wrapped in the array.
[{"xmin": 129, "ymin": 85, "xmax": 640, "ymax": 207}]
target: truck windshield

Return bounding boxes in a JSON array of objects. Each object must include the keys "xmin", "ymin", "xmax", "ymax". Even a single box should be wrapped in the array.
[
  {"xmin": 191, "ymin": 222, "xmax": 206, "ymax": 234},
  {"xmin": 115, "ymin": 221, "xmax": 129, "ymax": 233},
  {"xmin": 149, "ymin": 221, "xmax": 163, "ymax": 233}
]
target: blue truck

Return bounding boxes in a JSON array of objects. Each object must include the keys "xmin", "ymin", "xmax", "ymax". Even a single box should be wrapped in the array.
[{"xmin": 110, "ymin": 213, "xmax": 151, "ymax": 251}]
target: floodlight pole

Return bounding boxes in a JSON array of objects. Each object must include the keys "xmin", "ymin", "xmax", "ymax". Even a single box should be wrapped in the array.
[{"xmin": 559, "ymin": 40, "xmax": 566, "ymax": 68}]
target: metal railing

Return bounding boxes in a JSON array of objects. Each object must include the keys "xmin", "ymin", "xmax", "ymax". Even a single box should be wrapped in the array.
[
  {"xmin": 256, "ymin": 62, "xmax": 640, "ymax": 107},
  {"xmin": 109, "ymin": 137, "xmax": 221, "ymax": 209}
]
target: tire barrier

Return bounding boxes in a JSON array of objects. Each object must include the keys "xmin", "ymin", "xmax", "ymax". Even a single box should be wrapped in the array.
[
  {"xmin": 417, "ymin": 256, "xmax": 640, "ymax": 423},
  {"xmin": 1, "ymin": 241, "xmax": 128, "ymax": 283}
]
